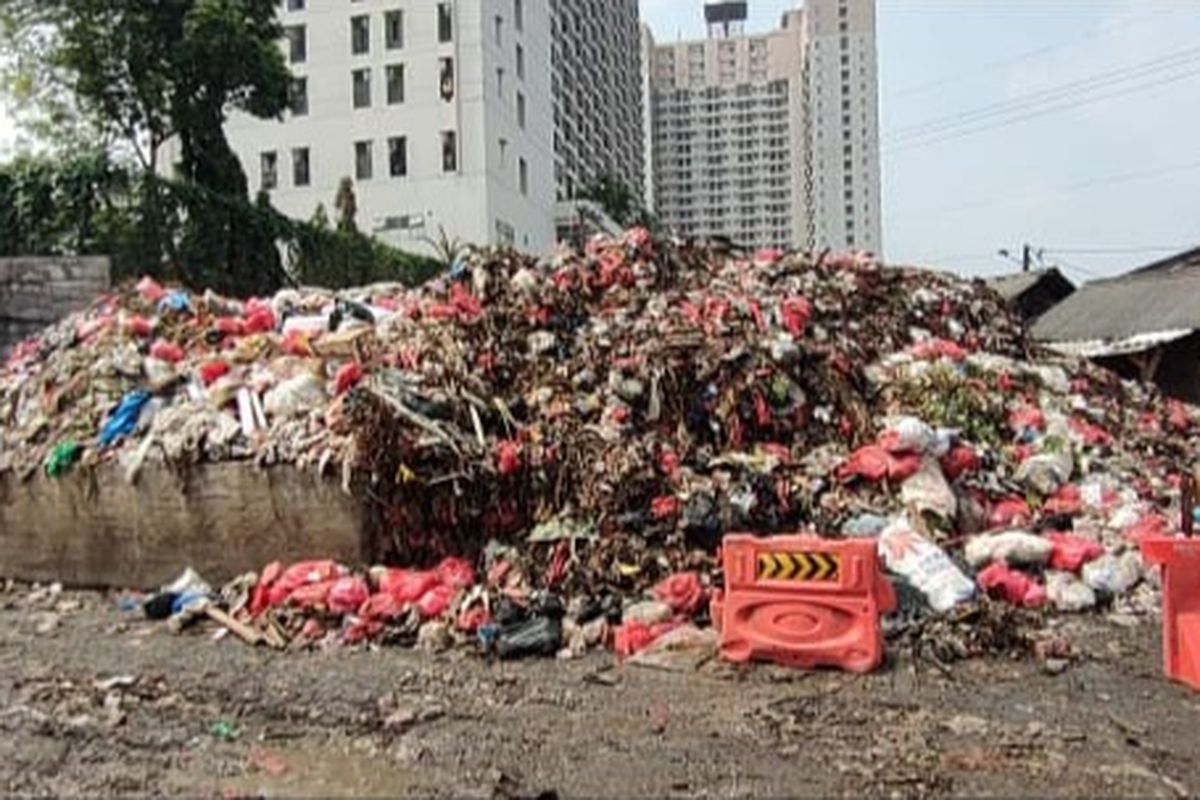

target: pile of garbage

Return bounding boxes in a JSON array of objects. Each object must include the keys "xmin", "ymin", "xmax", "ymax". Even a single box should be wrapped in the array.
[{"xmin": 4, "ymin": 230, "xmax": 1196, "ymax": 659}]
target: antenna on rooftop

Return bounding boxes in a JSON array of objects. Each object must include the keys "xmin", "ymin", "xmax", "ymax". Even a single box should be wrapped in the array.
[{"xmin": 705, "ymin": 1, "xmax": 748, "ymax": 38}]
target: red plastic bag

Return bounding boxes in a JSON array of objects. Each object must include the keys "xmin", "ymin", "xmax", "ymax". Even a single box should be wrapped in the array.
[
  {"xmin": 1009, "ymin": 404, "xmax": 1045, "ymax": 433},
  {"xmin": 977, "ymin": 563, "xmax": 1046, "ymax": 608},
  {"xmin": 989, "ymin": 498, "xmax": 1032, "ymax": 529},
  {"xmin": 335, "ymin": 362, "xmax": 364, "ymax": 395},
  {"xmin": 652, "ymin": 572, "xmax": 706, "ymax": 616},
  {"xmin": 651, "ymin": 495, "xmax": 681, "ymax": 520},
  {"xmin": 1046, "ymin": 532, "xmax": 1105, "ymax": 574},
  {"xmin": 281, "ymin": 329, "xmax": 313, "ymax": 356},
  {"xmin": 1043, "ymin": 485, "xmax": 1082, "ymax": 517},
  {"xmin": 198, "ymin": 360, "xmax": 230, "ymax": 387},
  {"xmin": 359, "ymin": 592, "xmax": 406, "ymax": 622},
  {"xmin": 496, "ymin": 440, "xmax": 522, "ymax": 476},
  {"xmin": 125, "ymin": 315, "xmax": 155, "ymax": 338},
  {"xmin": 1124, "ymin": 513, "xmax": 1169, "ymax": 544},
  {"xmin": 328, "ymin": 576, "xmax": 371, "ymax": 616},
  {"xmin": 612, "ymin": 619, "xmax": 684, "ymax": 659},
  {"xmin": 266, "ymin": 560, "xmax": 344, "ymax": 607},
  {"xmin": 1069, "ymin": 417, "xmax": 1112, "ymax": 447},
  {"xmin": 244, "ymin": 307, "xmax": 276, "ymax": 334},
  {"xmin": 940, "ymin": 445, "xmax": 980, "ymax": 482},
  {"xmin": 910, "ymin": 338, "xmax": 966, "ymax": 362},
  {"xmin": 377, "ymin": 569, "xmax": 440, "ymax": 604},
  {"xmin": 149, "ymin": 340, "xmax": 185, "ymax": 364},
  {"xmin": 838, "ymin": 446, "xmax": 922, "ymax": 483},
  {"xmin": 214, "ymin": 317, "xmax": 247, "ymax": 338},
  {"xmin": 137, "ymin": 277, "xmax": 166, "ymax": 303},
  {"xmin": 249, "ymin": 561, "xmax": 284, "ymax": 616},
  {"xmin": 779, "ymin": 296, "xmax": 812, "ymax": 338},
  {"xmin": 415, "ymin": 584, "xmax": 456, "ymax": 619},
  {"xmin": 286, "ymin": 579, "xmax": 337, "ymax": 610},
  {"xmin": 435, "ymin": 557, "xmax": 476, "ymax": 590}
]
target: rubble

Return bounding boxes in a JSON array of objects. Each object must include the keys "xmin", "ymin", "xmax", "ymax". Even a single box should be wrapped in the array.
[{"xmin": 2, "ymin": 230, "xmax": 1198, "ymax": 662}]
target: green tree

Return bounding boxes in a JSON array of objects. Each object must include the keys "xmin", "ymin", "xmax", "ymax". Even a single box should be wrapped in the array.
[{"xmin": 334, "ymin": 177, "xmax": 358, "ymax": 233}]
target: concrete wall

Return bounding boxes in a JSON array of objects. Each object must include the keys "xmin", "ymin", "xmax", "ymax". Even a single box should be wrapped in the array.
[{"xmin": 0, "ymin": 256, "xmax": 111, "ymax": 357}]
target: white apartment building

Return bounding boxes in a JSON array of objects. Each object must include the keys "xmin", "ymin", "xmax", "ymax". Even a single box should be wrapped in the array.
[
  {"xmin": 550, "ymin": 0, "xmax": 644, "ymax": 203},
  {"xmin": 223, "ymin": 0, "xmax": 556, "ymax": 256},
  {"xmin": 646, "ymin": 0, "xmax": 882, "ymax": 255}
]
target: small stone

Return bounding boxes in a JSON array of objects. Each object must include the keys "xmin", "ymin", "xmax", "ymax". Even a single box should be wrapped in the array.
[
  {"xmin": 1043, "ymin": 658, "xmax": 1070, "ymax": 676},
  {"xmin": 416, "ymin": 621, "xmax": 452, "ymax": 653}
]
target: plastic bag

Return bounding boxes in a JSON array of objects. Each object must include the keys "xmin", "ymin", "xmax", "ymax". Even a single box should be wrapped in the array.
[
  {"xmin": 264, "ymin": 373, "xmax": 327, "ymax": 419},
  {"xmin": 1082, "ymin": 552, "xmax": 1142, "ymax": 596},
  {"xmin": 977, "ymin": 563, "xmax": 1046, "ymax": 608},
  {"xmin": 652, "ymin": 572, "xmax": 706, "ymax": 616},
  {"xmin": 98, "ymin": 391, "xmax": 152, "ymax": 448},
  {"xmin": 435, "ymin": 557, "xmax": 476, "ymax": 590},
  {"xmin": 1045, "ymin": 532, "xmax": 1104, "ymax": 573},
  {"xmin": 1046, "ymin": 571, "xmax": 1097, "ymax": 612},
  {"xmin": 878, "ymin": 519, "xmax": 976, "ymax": 612},
  {"xmin": 415, "ymin": 584, "xmax": 456, "ymax": 619},
  {"xmin": 328, "ymin": 576, "xmax": 370, "ymax": 616},
  {"xmin": 375, "ymin": 568, "xmax": 440, "ymax": 604},
  {"xmin": 964, "ymin": 531, "xmax": 1053, "ymax": 569},
  {"xmin": 901, "ymin": 458, "xmax": 958, "ymax": 518},
  {"xmin": 149, "ymin": 340, "xmax": 185, "ymax": 364}
]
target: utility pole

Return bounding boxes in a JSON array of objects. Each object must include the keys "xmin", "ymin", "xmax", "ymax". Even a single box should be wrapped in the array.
[{"xmin": 1022, "ymin": 243, "xmax": 1033, "ymax": 273}]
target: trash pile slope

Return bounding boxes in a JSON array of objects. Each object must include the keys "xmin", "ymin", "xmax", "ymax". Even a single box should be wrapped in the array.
[{"xmin": 2, "ymin": 231, "xmax": 1195, "ymax": 640}]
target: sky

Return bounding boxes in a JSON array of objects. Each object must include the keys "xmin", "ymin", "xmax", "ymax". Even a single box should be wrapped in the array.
[
  {"xmin": 647, "ymin": 0, "xmax": 1200, "ymax": 281},
  {"xmin": 4, "ymin": 1, "xmax": 1200, "ymax": 281}
]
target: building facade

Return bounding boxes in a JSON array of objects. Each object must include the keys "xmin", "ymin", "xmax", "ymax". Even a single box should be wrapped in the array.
[
  {"xmin": 646, "ymin": 0, "xmax": 881, "ymax": 255},
  {"xmin": 550, "ymin": 0, "xmax": 645, "ymax": 205},
  {"xmin": 223, "ymin": 0, "xmax": 557, "ymax": 256}
]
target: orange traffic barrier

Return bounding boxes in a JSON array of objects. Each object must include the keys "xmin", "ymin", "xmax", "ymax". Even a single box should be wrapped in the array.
[
  {"xmin": 1141, "ymin": 535, "xmax": 1200, "ymax": 691},
  {"xmin": 710, "ymin": 534, "xmax": 896, "ymax": 674}
]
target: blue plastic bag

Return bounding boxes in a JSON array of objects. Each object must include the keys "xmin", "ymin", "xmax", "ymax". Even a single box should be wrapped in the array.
[{"xmin": 98, "ymin": 390, "xmax": 151, "ymax": 448}]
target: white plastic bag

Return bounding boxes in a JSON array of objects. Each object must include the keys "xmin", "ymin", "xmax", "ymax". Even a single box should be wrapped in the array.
[{"xmin": 879, "ymin": 519, "xmax": 976, "ymax": 613}]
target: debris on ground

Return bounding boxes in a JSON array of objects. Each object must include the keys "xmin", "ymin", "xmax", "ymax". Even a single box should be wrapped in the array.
[{"xmin": 2, "ymin": 231, "xmax": 1195, "ymax": 663}]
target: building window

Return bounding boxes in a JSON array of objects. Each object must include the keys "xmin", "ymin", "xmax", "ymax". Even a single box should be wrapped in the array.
[
  {"xmin": 519, "ymin": 157, "xmax": 528, "ymax": 195},
  {"xmin": 351, "ymin": 15, "xmax": 370, "ymax": 55},
  {"xmin": 388, "ymin": 136, "xmax": 407, "ymax": 177},
  {"xmin": 260, "ymin": 151, "xmax": 277, "ymax": 190},
  {"xmin": 353, "ymin": 68, "xmax": 371, "ymax": 108},
  {"xmin": 516, "ymin": 44, "xmax": 525, "ymax": 80},
  {"xmin": 437, "ymin": 2, "xmax": 453, "ymax": 43},
  {"xmin": 289, "ymin": 77, "xmax": 308, "ymax": 116},
  {"xmin": 292, "ymin": 147, "xmax": 310, "ymax": 187},
  {"xmin": 355, "ymin": 141, "xmax": 373, "ymax": 181},
  {"xmin": 516, "ymin": 91, "xmax": 526, "ymax": 129},
  {"xmin": 286, "ymin": 25, "xmax": 306, "ymax": 63},
  {"xmin": 287, "ymin": 0, "xmax": 304, "ymax": 10},
  {"xmin": 386, "ymin": 64, "xmax": 405, "ymax": 104},
  {"xmin": 442, "ymin": 130, "xmax": 458, "ymax": 173},
  {"xmin": 439, "ymin": 57, "xmax": 455, "ymax": 101},
  {"xmin": 514, "ymin": 0, "xmax": 523, "ymax": 31},
  {"xmin": 385, "ymin": 10, "xmax": 403, "ymax": 49},
  {"xmin": 496, "ymin": 67, "xmax": 504, "ymax": 98},
  {"xmin": 494, "ymin": 14, "xmax": 503, "ymax": 46}
]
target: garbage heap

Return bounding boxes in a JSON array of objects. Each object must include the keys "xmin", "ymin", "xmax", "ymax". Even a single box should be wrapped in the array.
[{"xmin": 1, "ymin": 230, "xmax": 1193, "ymax": 659}]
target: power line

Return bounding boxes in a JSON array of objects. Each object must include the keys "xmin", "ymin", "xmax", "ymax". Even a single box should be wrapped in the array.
[
  {"xmin": 884, "ymin": 45, "xmax": 1200, "ymax": 143},
  {"xmin": 1043, "ymin": 245, "xmax": 1196, "ymax": 256},
  {"xmin": 884, "ymin": 66, "xmax": 1200, "ymax": 153}
]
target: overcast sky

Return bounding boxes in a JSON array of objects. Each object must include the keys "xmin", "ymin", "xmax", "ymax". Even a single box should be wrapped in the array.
[{"xmin": 4, "ymin": 1, "xmax": 1198, "ymax": 281}]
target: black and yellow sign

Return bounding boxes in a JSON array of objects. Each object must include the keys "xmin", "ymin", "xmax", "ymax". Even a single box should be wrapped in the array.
[{"xmin": 757, "ymin": 551, "xmax": 840, "ymax": 582}]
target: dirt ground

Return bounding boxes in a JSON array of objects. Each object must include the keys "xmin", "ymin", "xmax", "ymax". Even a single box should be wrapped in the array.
[{"xmin": 2, "ymin": 583, "xmax": 1199, "ymax": 799}]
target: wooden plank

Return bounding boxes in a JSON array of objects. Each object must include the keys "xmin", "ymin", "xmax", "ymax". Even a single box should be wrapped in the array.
[{"xmin": 0, "ymin": 462, "xmax": 366, "ymax": 589}]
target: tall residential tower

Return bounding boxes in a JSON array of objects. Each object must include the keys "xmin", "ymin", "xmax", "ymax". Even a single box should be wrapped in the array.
[{"xmin": 646, "ymin": 0, "xmax": 881, "ymax": 254}]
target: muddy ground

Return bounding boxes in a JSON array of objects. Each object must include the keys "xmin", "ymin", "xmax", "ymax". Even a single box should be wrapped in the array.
[{"xmin": 2, "ymin": 583, "xmax": 1198, "ymax": 799}]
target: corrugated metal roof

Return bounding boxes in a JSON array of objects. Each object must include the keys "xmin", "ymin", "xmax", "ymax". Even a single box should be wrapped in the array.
[
  {"xmin": 1046, "ymin": 329, "xmax": 1192, "ymax": 359},
  {"xmin": 988, "ymin": 269, "xmax": 1058, "ymax": 301},
  {"xmin": 1032, "ymin": 260, "xmax": 1200, "ymax": 343}
]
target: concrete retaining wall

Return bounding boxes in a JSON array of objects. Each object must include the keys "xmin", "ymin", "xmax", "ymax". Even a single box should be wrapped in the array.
[
  {"xmin": 0, "ymin": 463, "xmax": 367, "ymax": 589},
  {"xmin": 0, "ymin": 256, "xmax": 111, "ymax": 356}
]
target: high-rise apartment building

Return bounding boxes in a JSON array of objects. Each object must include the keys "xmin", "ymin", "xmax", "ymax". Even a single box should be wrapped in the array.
[
  {"xmin": 646, "ymin": 0, "xmax": 882, "ymax": 255},
  {"xmin": 222, "ymin": 0, "xmax": 556, "ymax": 256},
  {"xmin": 550, "ymin": 0, "xmax": 644, "ymax": 203}
]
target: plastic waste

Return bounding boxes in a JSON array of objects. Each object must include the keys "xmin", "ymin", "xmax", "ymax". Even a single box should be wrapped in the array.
[
  {"xmin": 964, "ymin": 531, "xmax": 1053, "ymax": 569},
  {"xmin": 879, "ymin": 417, "xmax": 936, "ymax": 454},
  {"xmin": 652, "ymin": 572, "xmax": 706, "ymax": 616},
  {"xmin": 1016, "ymin": 452, "xmax": 1073, "ymax": 495},
  {"xmin": 374, "ymin": 568, "xmax": 440, "ymax": 604},
  {"xmin": 1083, "ymin": 552, "xmax": 1143, "ymax": 596},
  {"xmin": 98, "ymin": 391, "xmax": 152, "ymax": 448},
  {"xmin": 842, "ymin": 513, "xmax": 890, "ymax": 538},
  {"xmin": 264, "ymin": 373, "xmax": 327, "ymax": 419},
  {"xmin": 977, "ymin": 563, "xmax": 1047, "ymax": 608},
  {"xmin": 495, "ymin": 596, "xmax": 565, "ymax": 659},
  {"xmin": 328, "ymin": 576, "xmax": 370, "ymax": 616},
  {"xmin": 44, "ymin": 441, "xmax": 83, "ymax": 478},
  {"xmin": 622, "ymin": 600, "xmax": 675, "ymax": 625},
  {"xmin": 415, "ymin": 584, "xmax": 456, "ymax": 619},
  {"xmin": 1045, "ymin": 532, "xmax": 1105, "ymax": 573},
  {"xmin": 901, "ymin": 458, "xmax": 958, "ymax": 518},
  {"xmin": 613, "ymin": 619, "xmax": 685, "ymax": 659},
  {"xmin": 878, "ymin": 519, "xmax": 976, "ymax": 612},
  {"xmin": 1046, "ymin": 571, "xmax": 1097, "ymax": 612},
  {"xmin": 163, "ymin": 567, "xmax": 213, "ymax": 597},
  {"xmin": 149, "ymin": 340, "xmax": 185, "ymax": 364}
]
